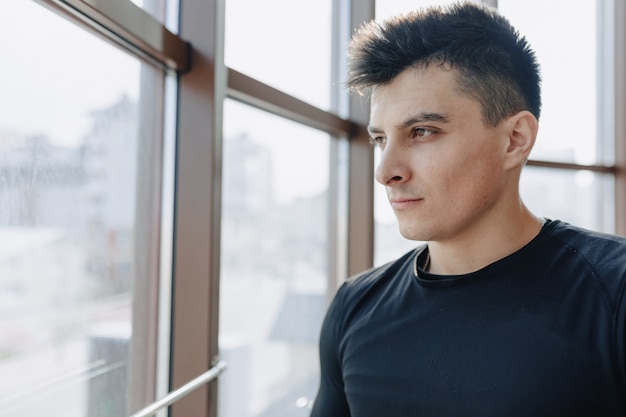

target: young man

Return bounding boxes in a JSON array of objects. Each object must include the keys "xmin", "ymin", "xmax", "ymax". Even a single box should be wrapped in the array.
[{"xmin": 311, "ymin": 3, "xmax": 626, "ymax": 416}]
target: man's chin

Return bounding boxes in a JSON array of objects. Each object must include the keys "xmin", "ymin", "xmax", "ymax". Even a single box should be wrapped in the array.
[{"xmin": 398, "ymin": 225, "xmax": 431, "ymax": 242}]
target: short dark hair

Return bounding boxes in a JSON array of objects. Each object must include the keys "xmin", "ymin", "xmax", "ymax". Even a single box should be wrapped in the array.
[{"xmin": 347, "ymin": 2, "xmax": 541, "ymax": 125}]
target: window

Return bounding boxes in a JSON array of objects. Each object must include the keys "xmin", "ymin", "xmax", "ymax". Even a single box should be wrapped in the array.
[
  {"xmin": 499, "ymin": 0, "xmax": 616, "ymax": 232},
  {"xmin": 521, "ymin": 168, "xmax": 614, "ymax": 231},
  {"xmin": 219, "ymin": 99, "xmax": 330, "ymax": 416},
  {"xmin": 225, "ymin": 0, "xmax": 333, "ymax": 109},
  {"xmin": 499, "ymin": 0, "xmax": 599, "ymax": 165},
  {"xmin": 0, "ymin": 1, "xmax": 170, "ymax": 416}
]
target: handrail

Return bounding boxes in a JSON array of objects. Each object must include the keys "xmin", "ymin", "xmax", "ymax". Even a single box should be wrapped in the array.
[{"xmin": 129, "ymin": 360, "xmax": 227, "ymax": 417}]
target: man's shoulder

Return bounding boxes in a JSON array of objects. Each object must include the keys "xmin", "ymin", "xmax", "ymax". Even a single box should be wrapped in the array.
[
  {"xmin": 331, "ymin": 246, "xmax": 423, "ymax": 308},
  {"xmin": 544, "ymin": 220, "xmax": 626, "ymax": 307},
  {"xmin": 326, "ymin": 246, "xmax": 422, "ymax": 333},
  {"xmin": 546, "ymin": 219, "xmax": 626, "ymax": 263}
]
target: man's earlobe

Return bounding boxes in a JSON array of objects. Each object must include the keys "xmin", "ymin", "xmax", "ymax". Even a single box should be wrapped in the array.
[{"xmin": 505, "ymin": 111, "xmax": 538, "ymax": 168}]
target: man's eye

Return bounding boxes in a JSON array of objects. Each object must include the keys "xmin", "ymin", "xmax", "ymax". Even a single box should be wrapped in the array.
[{"xmin": 414, "ymin": 127, "xmax": 433, "ymax": 137}]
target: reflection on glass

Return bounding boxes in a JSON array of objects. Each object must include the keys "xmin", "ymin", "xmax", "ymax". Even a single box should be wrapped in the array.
[
  {"xmin": 225, "ymin": 0, "xmax": 332, "ymax": 110},
  {"xmin": 0, "ymin": 2, "xmax": 160, "ymax": 416},
  {"xmin": 219, "ymin": 99, "xmax": 329, "ymax": 417},
  {"xmin": 521, "ymin": 167, "xmax": 614, "ymax": 233}
]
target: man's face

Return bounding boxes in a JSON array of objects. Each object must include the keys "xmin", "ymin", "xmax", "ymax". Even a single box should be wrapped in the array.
[{"xmin": 369, "ymin": 66, "xmax": 513, "ymax": 243}]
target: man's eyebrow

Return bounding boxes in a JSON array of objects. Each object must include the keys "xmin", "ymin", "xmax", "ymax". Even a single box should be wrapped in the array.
[
  {"xmin": 399, "ymin": 112, "xmax": 450, "ymax": 128},
  {"xmin": 367, "ymin": 112, "xmax": 450, "ymax": 136},
  {"xmin": 367, "ymin": 125, "xmax": 383, "ymax": 136}
]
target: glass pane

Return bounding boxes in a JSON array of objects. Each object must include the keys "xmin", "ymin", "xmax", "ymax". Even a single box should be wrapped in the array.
[
  {"xmin": 0, "ymin": 2, "xmax": 163, "ymax": 416},
  {"xmin": 225, "ymin": 0, "xmax": 332, "ymax": 109},
  {"xmin": 521, "ymin": 167, "xmax": 615, "ymax": 233},
  {"xmin": 219, "ymin": 99, "xmax": 330, "ymax": 417},
  {"xmin": 498, "ymin": 0, "xmax": 598, "ymax": 164}
]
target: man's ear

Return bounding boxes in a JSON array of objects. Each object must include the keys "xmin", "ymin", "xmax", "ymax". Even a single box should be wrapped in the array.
[{"xmin": 503, "ymin": 110, "xmax": 538, "ymax": 170}]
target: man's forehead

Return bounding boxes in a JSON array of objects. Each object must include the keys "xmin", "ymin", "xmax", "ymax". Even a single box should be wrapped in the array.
[{"xmin": 368, "ymin": 67, "xmax": 479, "ymax": 125}]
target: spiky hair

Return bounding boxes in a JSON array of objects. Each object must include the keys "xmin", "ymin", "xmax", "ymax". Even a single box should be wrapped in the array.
[{"xmin": 347, "ymin": 2, "xmax": 541, "ymax": 125}]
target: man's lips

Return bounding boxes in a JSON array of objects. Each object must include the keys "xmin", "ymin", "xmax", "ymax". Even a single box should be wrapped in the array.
[{"xmin": 389, "ymin": 197, "xmax": 423, "ymax": 210}]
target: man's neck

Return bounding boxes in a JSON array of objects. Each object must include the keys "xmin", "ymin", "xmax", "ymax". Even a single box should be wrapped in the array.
[{"xmin": 426, "ymin": 209, "xmax": 544, "ymax": 275}]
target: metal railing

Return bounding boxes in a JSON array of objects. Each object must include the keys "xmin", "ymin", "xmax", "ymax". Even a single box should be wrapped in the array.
[{"xmin": 129, "ymin": 360, "xmax": 227, "ymax": 417}]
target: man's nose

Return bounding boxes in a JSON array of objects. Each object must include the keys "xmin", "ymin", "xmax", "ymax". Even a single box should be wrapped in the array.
[{"xmin": 374, "ymin": 139, "xmax": 411, "ymax": 186}]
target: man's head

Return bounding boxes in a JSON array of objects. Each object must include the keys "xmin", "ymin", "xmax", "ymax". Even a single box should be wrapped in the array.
[
  {"xmin": 347, "ymin": 2, "xmax": 541, "ymax": 126},
  {"xmin": 358, "ymin": 3, "xmax": 541, "ymax": 246}
]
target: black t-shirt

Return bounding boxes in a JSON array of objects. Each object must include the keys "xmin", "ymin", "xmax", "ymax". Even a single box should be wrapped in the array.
[{"xmin": 311, "ymin": 220, "xmax": 626, "ymax": 417}]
